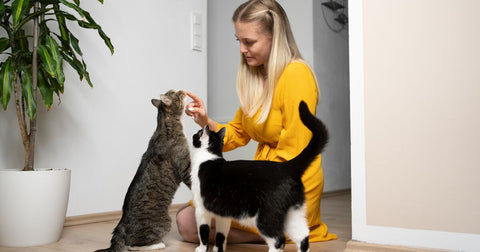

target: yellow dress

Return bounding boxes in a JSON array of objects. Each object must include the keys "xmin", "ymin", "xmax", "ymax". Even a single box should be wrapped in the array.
[{"xmin": 216, "ymin": 61, "xmax": 337, "ymax": 242}]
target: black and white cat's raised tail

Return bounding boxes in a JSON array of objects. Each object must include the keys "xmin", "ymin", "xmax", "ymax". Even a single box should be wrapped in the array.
[{"xmin": 190, "ymin": 101, "xmax": 328, "ymax": 252}]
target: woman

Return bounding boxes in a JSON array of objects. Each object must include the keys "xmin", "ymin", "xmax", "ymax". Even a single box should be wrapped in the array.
[{"xmin": 177, "ymin": 0, "xmax": 337, "ymax": 244}]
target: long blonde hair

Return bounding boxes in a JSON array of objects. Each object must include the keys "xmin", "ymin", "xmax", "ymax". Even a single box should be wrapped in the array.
[{"xmin": 233, "ymin": 0, "xmax": 312, "ymax": 124}]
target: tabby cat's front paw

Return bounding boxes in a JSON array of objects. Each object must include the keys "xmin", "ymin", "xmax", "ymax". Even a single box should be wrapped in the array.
[{"xmin": 195, "ymin": 244, "xmax": 208, "ymax": 252}]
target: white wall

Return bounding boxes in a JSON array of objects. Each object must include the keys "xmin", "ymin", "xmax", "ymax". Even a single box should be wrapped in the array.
[
  {"xmin": 350, "ymin": 0, "xmax": 480, "ymax": 251},
  {"xmin": 0, "ymin": 1, "xmax": 207, "ymax": 216}
]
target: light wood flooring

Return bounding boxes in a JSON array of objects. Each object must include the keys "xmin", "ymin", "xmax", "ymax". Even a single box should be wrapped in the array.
[{"xmin": 0, "ymin": 192, "xmax": 351, "ymax": 252}]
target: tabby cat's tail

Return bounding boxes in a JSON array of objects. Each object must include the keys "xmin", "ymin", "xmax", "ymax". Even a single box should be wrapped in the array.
[
  {"xmin": 289, "ymin": 101, "xmax": 329, "ymax": 176},
  {"xmin": 95, "ymin": 223, "xmax": 127, "ymax": 252}
]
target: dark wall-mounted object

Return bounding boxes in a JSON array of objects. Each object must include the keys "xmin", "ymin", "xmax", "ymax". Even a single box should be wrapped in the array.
[
  {"xmin": 322, "ymin": 0, "xmax": 345, "ymax": 11},
  {"xmin": 321, "ymin": 0, "xmax": 348, "ymax": 32},
  {"xmin": 335, "ymin": 13, "xmax": 348, "ymax": 25}
]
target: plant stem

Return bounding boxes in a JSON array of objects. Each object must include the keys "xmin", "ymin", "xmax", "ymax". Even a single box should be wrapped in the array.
[
  {"xmin": 24, "ymin": 2, "xmax": 40, "ymax": 171},
  {"xmin": 13, "ymin": 73, "xmax": 29, "ymax": 151}
]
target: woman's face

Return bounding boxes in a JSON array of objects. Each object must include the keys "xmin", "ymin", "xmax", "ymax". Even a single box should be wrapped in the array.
[{"xmin": 234, "ymin": 21, "xmax": 272, "ymax": 68}]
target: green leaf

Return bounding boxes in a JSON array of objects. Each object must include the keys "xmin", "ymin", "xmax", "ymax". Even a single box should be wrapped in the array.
[
  {"xmin": 38, "ymin": 45, "xmax": 56, "ymax": 78},
  {"xmin": 0, "ymin": 58, "xmax": 14, "ymax": 110},
  {"xmin": 64, "ymin": 53, "xmax": 93, "ymax": 87},
  {"xmin": 73, "ymin": 0, "xmax": 80, "ymax": 5},
  {"xmin": 80, "ymin": 7, "xmax": 114, "ymax": 54},
  {"xmin": 22, "ymin": 70, "xmax": 37, "ymax": 121},
  {"xmin": 69, "ymin": 33, "xmax": 82, "ymax": 56},
  {"xmin": 37, "ymin": 70, "xmax": 53, "ymax": 109},
  {"xmin": 98, "ymin": 29, "xmax": 114, "ymax": 55},
  {"xmin": 58, "ymin": 0, "xmax": 85, "ymax": 19},
  {"xmin": 98, "ymin": 0, "xmax": 104, "ymax": 4},
  {"xmin": 62, "ymin": 51, "xmax": 84, "ymax": 81},
  {"xmin": 12, "ymin": 0, "xmax": 31, "ymax": 26},
  {"xmin": 53, "ymin": 4, "xmax": 69, "ymax": 42},
  {"xmin": 37, "ymin": 0, "xmax": 61, "ymax": 4},
  {"xmin": 15, "ymin": 29, "xmax": 29, "ymax": 51},
  {"xmin": 0, "ymin": 1, "xmax": 6, "ymax": 20},
  {"xmin": 46, "ymin": 36, "xmax": 65, "ymax": 86},
  {"xmin": 14, "ymin": 8, "xmax": 50, "ymax": 32},
  {"xmin": 0, "ymin": 38, "xmax": 10, "ymax": 53},
  {"xmin": 83, "ymin": 10, "xmax": 98, "ymax": 26},
  {"xmin": 44, "ymin": 68, "xmax": 63, "ymax": 94},
  {"xmin": 79, "ymin": 59, "xmax": 93, "ymax": 87},
  {"xmin": 57, "ymin": 10, "xmax": 77, "ymax": 21},
  {"xmin": 77, "ymin": 20, "xmax": 100, "ymax": 29},
  {"xmin": 59, "ymin": 0, "xmax": 114, "ymax": 55}
]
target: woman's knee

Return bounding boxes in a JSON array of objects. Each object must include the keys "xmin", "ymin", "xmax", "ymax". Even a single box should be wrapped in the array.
[{"xmin": 176, "ymin": 205, "xmax": 199, "ymax": 243}]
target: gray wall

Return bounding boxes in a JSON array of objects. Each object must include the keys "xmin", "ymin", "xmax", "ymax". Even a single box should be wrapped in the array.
[
  {"xmin": 207, "ymin": 0, "xmax": 350, "ymax": 192},
  {"xmin": 313, "ymin": 1, "xmax": 351, "ymax": 191},
  {"xmin": 207, "ymin": 0, "xmax": 242, "ymax": 121}
]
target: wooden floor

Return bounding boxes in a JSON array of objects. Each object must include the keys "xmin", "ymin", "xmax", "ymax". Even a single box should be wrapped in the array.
[{"xmin": 0, "ymin": 192, "xmax": 351, "ymax": 252}]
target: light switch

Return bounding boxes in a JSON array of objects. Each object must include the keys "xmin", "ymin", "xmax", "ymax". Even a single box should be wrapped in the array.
[{"xmin": 191, "ymin": 12, "xmax": 202, "ymax": 51}]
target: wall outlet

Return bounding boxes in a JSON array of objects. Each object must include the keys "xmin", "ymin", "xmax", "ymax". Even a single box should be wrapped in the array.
[{"xmin": 191, "ymin": 12, "xmax": 202, "ymax": 51}]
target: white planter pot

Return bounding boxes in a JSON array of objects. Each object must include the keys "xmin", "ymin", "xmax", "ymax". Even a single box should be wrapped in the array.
[{"xmin": 0, "ymin": 169, "xmax": 71, "ymax": 247}]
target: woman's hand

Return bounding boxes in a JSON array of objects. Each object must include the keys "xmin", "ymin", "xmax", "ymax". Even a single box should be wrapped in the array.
[{"xmin": 185, "ymin": 91, "xmax": 217, "ymax": 131}]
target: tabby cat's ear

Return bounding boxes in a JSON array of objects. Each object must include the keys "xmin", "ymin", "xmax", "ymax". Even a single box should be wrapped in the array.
[
  {"xmin": 160, "ymin": 95, "xmax": 172, "ymax": 106},
  {"xmin": 151, "ymin": 99, "xmax": 161, "ymax": 108}
]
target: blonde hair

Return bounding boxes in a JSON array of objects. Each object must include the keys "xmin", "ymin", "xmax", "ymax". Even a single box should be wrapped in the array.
[{"xmin": 233, "ymin": 0, "xmax": 316, "ymax": 124}]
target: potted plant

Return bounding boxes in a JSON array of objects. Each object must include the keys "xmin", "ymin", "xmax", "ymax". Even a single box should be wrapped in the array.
[{"xmin": 0, "ymin": 0, "xmax": 113, "ymax": 247}]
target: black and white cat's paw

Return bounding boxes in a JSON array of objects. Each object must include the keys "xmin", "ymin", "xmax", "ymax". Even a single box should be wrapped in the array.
[
  {"xmin": 213, "ymin": 245, "xmax": 226, "ymax": 252},
  {"xmin": 212, "ymin": 232, "xmax": 227, "ymax": 252},
  {"xmin": 195, "ymin": 244, "xmax": 208, "ymax": 252}
]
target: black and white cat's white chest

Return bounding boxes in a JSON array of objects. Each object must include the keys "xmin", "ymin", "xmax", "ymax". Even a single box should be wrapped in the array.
[{"xmin": 190, "ymin": 145, "xmax": 221, "ymax": 205}]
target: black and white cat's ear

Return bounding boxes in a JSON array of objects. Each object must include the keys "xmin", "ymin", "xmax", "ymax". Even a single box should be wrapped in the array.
[
  {"xmin": 160, "ymin": 95, "xmax": 172, "ymax": 107},
  {"xmin": 151, "ymin": 99, "xmax": 161, "ymax": 108},
  {"xmin": 218, "ymin": 127, "xmax": 226, "ymax": 140}
]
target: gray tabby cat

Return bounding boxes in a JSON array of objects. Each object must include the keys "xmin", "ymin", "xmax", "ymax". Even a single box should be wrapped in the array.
[{"xmin": 96, "ymin": 90, "xmax": 191, "ymax": 252}]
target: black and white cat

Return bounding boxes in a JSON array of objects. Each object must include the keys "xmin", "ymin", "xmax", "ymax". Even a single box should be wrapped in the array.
[{"xmin": 190, "ymin": 101, "xmax": 328, "ymax": 252}]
